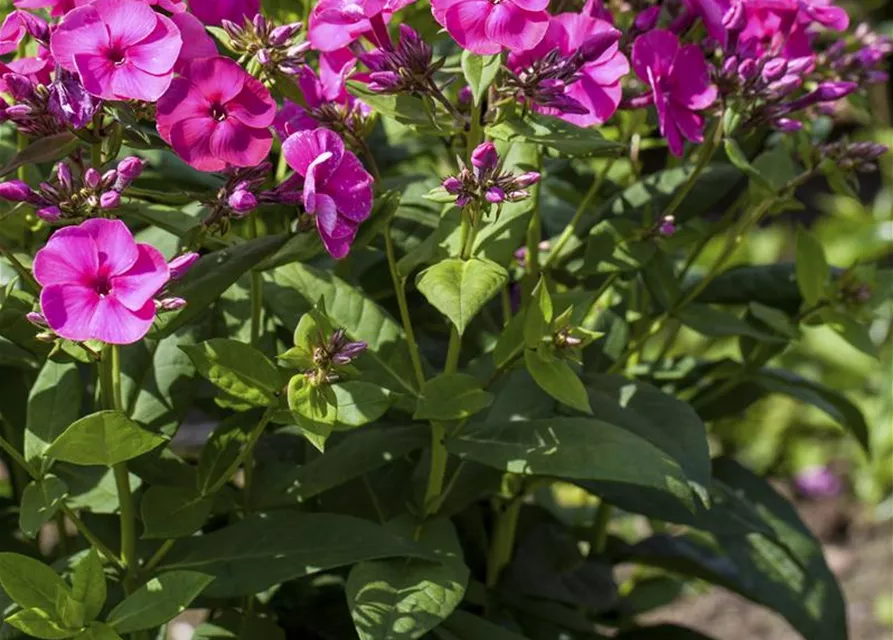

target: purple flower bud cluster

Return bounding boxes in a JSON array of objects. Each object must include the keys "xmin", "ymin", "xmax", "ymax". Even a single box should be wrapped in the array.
[
  {"xmin": 0, "ymin": 156, "xmax": 145, "ymax": 223},
  {"xmin": 818, "ymin": 24, "xmax": 893, "ymax": 86},
  {"xmin": 794, "ymin": 466, "xmax": 842, "ymax": 499},
  {"xmin": 47, "ymin": 67, "xmax": 101, "ymax": 129},
  {"xmin": 305, "ymin": 328, "xmax": 368, "ymax": 386},
  {"xmin": 0, "ymin": 72, "xmax": 67, "ymax": 137},
  {"xmin": 501, "ymin": 31, "xmax": 620, "ymax": 116},
  {"xmin": 442, "ymin": 142, "xmax": 540, "ymax": 209},
  {"xmin": 221, "ymin": 14, "xmax": 309, "ymax": 77},
  {"xmin": 360, "ymin": 24, "xmax": 445, "ymax": 94},
  {"xmin": 818, "ymin": 139, "xmax": 889, "ymax": 173},
  {"xmin": 202, "ymin": 163, "xmax": 272, "ymax": 227}
]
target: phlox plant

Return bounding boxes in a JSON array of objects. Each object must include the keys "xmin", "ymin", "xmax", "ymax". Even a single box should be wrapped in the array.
[{"xmin": 0, "ymin": 0, "xmax": 888, "ymax": 638}]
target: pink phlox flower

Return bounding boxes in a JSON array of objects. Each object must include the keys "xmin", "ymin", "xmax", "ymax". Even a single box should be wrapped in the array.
[
  {"xmin": 309, "ymin": 0, "xmax": 415, "ymax": 52},
  {"xmin": 632, "ymin": 29, "xmax": 718, "ymax": 157},
  {"xmin": 0, "ymin": 11, "xmax": 48, "ymax": 54},
  {"xmin": 0, "ymin": 44, "xmax": 53, "ymax": 92},
  {"xmin": 509, "ymin": 14, "xmax": 628, "ymax": 126},
  {"xmin": 14, "ymin": 0, "xmax": 79, "ymax": 17},
  {"xmin": 170, "ymin": 11, "xmax": 218, "ymax": 72},
  {"xmin": 34, "ymin": 218, "xmax": 170, "ymax": 345},
  {"xmin": 282, "ymin": 128, "xmax": 374, "ymax": 259},
  {"xmin": 187, "ymin": 0, "xmax": 259, "ymax": 26},
  {"xmin": 432, "ymin": 0, "xmax": 549, "ymax": 55},
  {"xmin": 156, "ymin": 56, "xmax": 276, "ymax": 172},
  {"xmin": 50, "ymin": 0, "xmax": 182, "ymax": 102},
  {"xmin": 582, "ymin": 0, "xmax": 613, "ymax": 23}
]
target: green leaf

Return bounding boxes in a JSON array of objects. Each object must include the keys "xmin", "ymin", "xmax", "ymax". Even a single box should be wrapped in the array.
[
  {"xmin": 181, "ymin": 339, "xmax": 280, "ymax": 407},
  {"xmin": 19, "ymin": 475, "xmax": 69, "ymax": 539},
  {"xmin": 346, "ymin": 519, "xmax": 469, "ymax": 640},
  {"xmin": 252, "ymin": 426, "xmax": 428, "ymax": 509},
  {"xmin": 196, "ymin": 412, "xmax": 257, "ymax": 495},
  {"xmin": 268, "ymin": 262, "xmax": 419, "ymax": 395},
  {"xmin": 0, "ymin": 132, "xmax": 80, "ymax": 178},
  {"xmin": 106, "ymin": 571, "xmax": 213, "ymax": 634},
  {"xmin": 461, "ymin": 52, "xmax": 501, "ymax": 105},
  {"xmin": 45, "ymin": 411, "xmax": 166, "ymax": 467},
  {"xmin": 140, "ymin": 486, "xmax": 213, "ymax": 539},
  {"xmin": 25, "ymin": 359, "xmax": 82, "ymax": 469},
  {"xmin": 159, "ymin": 513, "xmax": 437, "ymax": 598},
  {"xmin": 487, "ymin": 109, "xmax": 623, "ymax": 157},
  {"xmin": 4, "ymin": 608, "xmax": 77, "ymax": 639},
  {"xmin": 154, "ymin": 234, "xmax": 288, "ymax": 338},
  {"xmin": 723, "ymin": 138, "xmax": 771, "ymax": 191},
  {"xmin": 413, "ymin": 373, "xmax": 493, "ymax": 421},
  {"xmin": 288, "ymin": 376, "xmax": 337, "ymax": 426},
  {"xmin": 416, "ymin": 258, "xmax": 508, "ymax": 335},
  {"xmin": 749, "ymin": 147, "xmax": 799, "ymax": 196},
  {"xmin": 524, "ymin": 350, "xmax": 591, "ymax": 414},
  {"xmin": 70, "ymin": 549, "xmax": 106, "ymax": 624},
  {"xmin": 329, "ymin": 381, "xmax": 392, "ymax": 428},
  {"xmin": 795, "ymin": 226, "xmax": 829, "ymax": 306},
  {"xmin": 492, "ymin": 309, "xmax": 525, "ymax": 369},
  {"xmin": 347, "ymin": 82, "xmax": 458, "ymax": 135},
  {"xmin": 438, "ymin": 611, "xmax": 531, "ymax": 640},
  {"xmin": 0, "ymin": 552, "xmax": 72, "ymax": 612},
  {"xmin": 524, "ymin": 278, "xmax": 553, "ymax": 348},
  {"xmin": 673, "ymin": 304, "xmax": 786, "ymax": 343},
  {"xmin": 447, "ymin": 418, "xmax": 692, "ymax": 505},
  {"xmin": 819, "ymin": 308, "xmax": 877, "ymax": 357},
  {"xmin": 74, "ymin": 622, "xmax": 123, "ymax": 640},
  {"xmin": 693, "ymin": 264, "xmax": 805, "ymax": 313}
]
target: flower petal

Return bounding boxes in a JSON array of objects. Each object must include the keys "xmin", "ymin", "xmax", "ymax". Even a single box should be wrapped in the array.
[
  {"xmin": 484, "ymin": 2, "xmax": 549, "ymax": 52},
  {"xmin": 209, "ymin": 119, "xmax": 273, "ymax": 168},
  {"xmin": 317, "ymin": 215, "xmax": 358, "ymax": 259},
  {"xmin": 89, "ymin": 296, "xmax": 156, "ymax": 344},
  {"xmin": 125, "ymin": 13, "xmax": 181, "ymax": 75},
  {"xmin": 226, "ymin": 75, "xmax": 276, "ymax": 127},
  {"xmin": 33, "ymin": 228, "xmax": 98, "ymax": 287},
  {"xmin": 110, "ymin": 243, "xmax": 170, "ymax": 311},
  {"xmin": 314, "ymin": 193, "xmax": 339, "ymax": 235},
  {"xmin": 40, "ymin": 283, "xmax": 100, "ymax": 342},
  {"xmin": 156, "ymin": 78, "xmax": 210, "ymax": 143},
  {"xmin": 73, "ymin": 52, "xmax": 117, "ymax": 100},
  {"xmin": 93, "ymin": 0, "xmax": 157, "ymax": 48},
  {"xmin": 631, "ymin": 29, "xmax": 679, "ymax": 84},
  {"xmin": 445, "ymin": 1, "xmax": 502, "ymax": 55},
  {"xmin": 111, "ymin": 64, "xmax": 174, "ymax": 102},
  {"xmin": 282, "ymin": 127, "xmax": 345, "ymax": 178},
  {"xmin": 169, "ymin": 116, "xmax": 225, "ymax": 171},
  {"xmin": 80, "ymin": 218, "xmax": 139, "ymax": 276},
  {"xmin": 670, "ymin": 44, "xmax": 717, "ymax": 110},
  {"xmin": 170, "ymin": 12, "xmax": 217, "ymax": 72},
  {"xmin": 49, "ymin": 5, "xmax": 106, "ymax": 71},
  {"xmin": 327, "ymin": 151, "xmax": 373, "ymax": 222},
  {"xmin": 180, "ymin": 56, "xmax": 246, "ymax": 104},
  {"xmin": 509, "ymin": 0, "xmax": 549, "ymax": 14}
]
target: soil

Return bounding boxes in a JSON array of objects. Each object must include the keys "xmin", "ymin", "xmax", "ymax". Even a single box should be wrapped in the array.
[{"xmin": 642, "ymin": 497, "xmax": 893, "ymax": 640}]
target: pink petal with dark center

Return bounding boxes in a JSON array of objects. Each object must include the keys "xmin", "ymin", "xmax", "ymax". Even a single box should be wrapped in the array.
[
  {"xmin": 169, "ymin": 116, "xmax": 225, "ymax": 171},
  {"xmin": 226, "ymin": 75, "xmax": 277, "ymax": 128},
  {"xmin": 485, "ymin": 2, "xmax": 549, "ymax": 52},
  {"xmin": 81, "ymin": 218, "xmax": 140, "ymax": 276},
  {"xmin": 94, "ymin": 0, "xmax": 157, "ymax": 49},
  {"xmin": 631, "ymin": 29, "xmax": 679, "ymax": 84},
  {"xmin": 157, "ymin": 79, "xmax": 211, "ymax": 142},
  {"xmin": 181, "ymin": 56, "xmax": 246, "ymax": 104},
  {"xmin": 50, "ymin": 5, "xmax": 107, "ymax": 71},
  {"xmin": 40, "ymin": 283, "xmax": 100, "ymax": 342},
  {"xmin": 90, "ymin": 295, "xmax": 156, "ymax": 344},
  {"xmin": 33, "ymin": 228, "xmax": 98, "ymax": 287},
  {"xmin": 110, "ymin": 243, "xmax": 170, "ymax": 311},
  {"xmin": 209, "ymin": 118, "xmax": 273, "ymax": 168},
  {"xmin": 125, "ymin": 13, "xmax": 181, "ymax": 75}
]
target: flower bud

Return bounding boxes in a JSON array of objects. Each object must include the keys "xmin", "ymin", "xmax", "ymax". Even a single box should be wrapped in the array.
[
  {"xmin": 721, "ymin": 1, "xmax": 747, "ymax": 32},
  {"xmin": 101, "ymin": 170, "xmax": 118, "ymax": 189},
  {"xmin": 737, "ymin": 58, "xmax": 758, "ymax": 81},
  {"xmin": 25, "ymin": 312, "xmax": 47, "ymax": 327},
  {"xmin": 773, "ymin": 118, "xmax": 803, "ymax": 132},
  {"xmin": 507, "ymin": 190, "xmax": 530, "ymax": 201},
  {"xmin": 157, "ymin": 297, "xmax": 187, "ymax": 311},
  {"xmin": 471, "ymin": 142, "xmax": 499, "ymax": 176},
  {"xmin": 658, "ymin": 215, "xmax": 676, "ymax": 236},
  {"xmin": 221, "ymin": 19, "xmax": 242, "ymax": 39},
  {"xmin": 56, "ymin": 163, "xmax": 72, "ymax": 191},
  {"xmin": 253, "ymin": 13, "xmax": 268, "ymax": 33},
  {"xmin": 514, "ymin": 171, "xmax": 541, "ymax": 188},
  {"xmin": 3, "ymin": 73, "xmax": 35, "ymax": 102},
  {"xmin": 815, "ymin": 81, "xmax": 858, "ymax": 102},
  {"xmin": 722, "ymin": 56, "xmax": 738, "ymax": 77},
  {"xmin": 786, "ymin": 57, "xmax": 815, "ymax": 75},
  {"xmin": 100, "ymin": 191, "xmax": 121, "ymax": 209},
  {"xmin": 269, "ymin": 23, "xmax": 300, "ymax": 46},
  {"xmin": 761, "ymin": 58, "xmax": 787, "ymax": 82},
  {"xmin": 578, "ymin": 30, "xmax": 619, "ymax": 64},
  {"xmin": 228, "ymin": 189, "xmax": 258, "ymax": 213},
  {"xmin": 37, "ymin": 206, "xmax": 61, "ymax": 222},
  {"xmin": 0, "ymin": 180, "xmax": 34, "ymax": 202},
  {"xmin": 486, "ymin": 186, "xmax": 505, "ymax": 203},
  {"xmin": 633, "ymin": 6, "xmax": 660, "ymax": 32},
  {"xmin": 458, "ymin": 86, "xmax": 472, "ymax": 105},
  {"xmin": 168, "ymin": 252, "xmax": 200, "ymax": 280},
  {"xmin": 256, "ymin": 48, "xmax": 272, "ymax": 66},
  {"xmin": 368, "ymin": 71, "xmax": 402, "ymax": 92},
  {"xmin": 4, "ymin": 104, "xmax": 32, "ymax": 118},
  {"xmin": 442, "ymin": 176, "xmax": 462, "ymax": 194},
  {"xmin": 84, "ymin": 168, "xmax": 101, "ymax": 189}
]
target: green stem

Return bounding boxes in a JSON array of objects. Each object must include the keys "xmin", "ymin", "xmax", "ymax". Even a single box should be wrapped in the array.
[
  {"xmin": 142, "ymin": 540, "xmax": 175, "ymax": 574},
  {"xmin": 384, "ymin": 225, "xmax": 425, "ymax": 389},
  {"xmin": 485, "ymin": 495, "xmax": 521, "ymax": 588},
  {"xmin": 523, "ymin": 185, "xmax": 542, "ymax": 297},
  {"xmin": 0, "ymin": 243, "xmax": 39, "ymax": 293},
  {"xmin": 249, "ymin": 217, "xmax": 263, "ymax": 348},
  {"xmin": 660, "ymin": 116, "xmax": 724, "ymax": 222},
  {"xmin": 207, "ymin": 407, "xmax": 276, "ymax": 496},
  {"xmin": 591, "ymin": 501, "xmax": 613, "ymax": 554},
  {"xmin": 444, "ymin": 327, "xmax": 461, "ymax": 374},
  {"xmin": 544, "ymin": 159, "xmax": 615, "ymax": 270},
  {"xmin": 422, "ymin": 421, "xmax": 448, "ymax": 517}
]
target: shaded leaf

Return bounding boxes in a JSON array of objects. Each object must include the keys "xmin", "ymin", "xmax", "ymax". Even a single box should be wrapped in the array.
[
  {"xmin": 488, "ymin": 110, "xmax": 623, "ymax": 157},
  {"xmin": 0, "ymin": 133, "xmax": 80, "ymax": 178},
  {"xmin": 0, "ymin": 553, "xmax": 71, "ymax": 612},
  {"xmin": 45, "ymin": 411, "xmax": 165, "ymax": 467},
  {"xmin": 524, "ymin": 350, "xmax": 591, "ymax": 414},
  {"xmin": 416, "ymin": 258, "xmax": 508, "ymax": 335},
  {"xmin": 414, "ymin": 374, "xmax": 493, "ymax": 421},
  {"xmin": 25, "ymin": 359, "xmax": 82, "ymax": 469},
  {"xmin": 106, "ymin": 571, "xmax": 213, "ymax": 633},
  {"xmin": 19, "ymin": 475, "xmax": 68, "ymax": 539},
  {"xmin": 181, "ymin": 339, "xmax": 280, "ymax": 407},
  {"xmin": 140, "ymin": 486, "xmax": 213, "ymax": 539},
  {"xmin": 70, "ymin": 549, "xmax": 106, "ymax": 624},
  {"xmin": 461, "ymin": 52, "xmax": 501, "ymax": 105},
  {"xmin": 4, "ymin": 608, "xmax": 76, "ymax": 639}
]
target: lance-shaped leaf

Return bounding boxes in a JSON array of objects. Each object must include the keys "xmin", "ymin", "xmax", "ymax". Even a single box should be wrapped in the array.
[
  {"xmin": 46, "ymin": 411, "xmax": 166, "ymax": 467},
  {"xmin": 181, "ymin": 339, "xmax": 281, "ymax": 407},
  {"xmin": 106, "ymin": 571, "xmax": 214, "ymax": 633}
]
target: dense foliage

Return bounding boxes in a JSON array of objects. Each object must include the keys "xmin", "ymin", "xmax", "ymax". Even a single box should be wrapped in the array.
[{"xmin": 0, "ymin": 0, "xmax": 889, "ymax": 638}]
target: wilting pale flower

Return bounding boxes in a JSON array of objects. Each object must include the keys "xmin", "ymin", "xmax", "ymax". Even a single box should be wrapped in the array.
[
  {"xmin": 50, "ymin": 0, "xmax": 182, "ymax": 102},
  {"xmin": 34, "ymin": 219, "xmax": 170, "ymax": 344},
  {"xmin": 282, "ymin": 128, "xmax": 374, "ymax": 259},
  {"xmin": 188, "ymin": 0, "xmax": 259, "ymax": 26},
  {"xmin": 632, "ymin": 29, "xmax": 718, "ymax": 156},
  {"xmin": 156, "ymin": 56, "xmax": 276, "ymax": 172},
  {"xmin": 432, "ymin": 0, "xmax": 549, "ymax": 54}
]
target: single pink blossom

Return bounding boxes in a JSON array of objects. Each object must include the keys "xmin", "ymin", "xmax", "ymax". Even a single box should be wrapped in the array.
[
  {"xmin": 309, "ymin": 0, "xmax": 416, "ymax": 51},
  {"xmin": 432, "ymin": 0, "xmax": 549, "ymax": 55},
  {"xmin": 0, "ymin": 11, "xmax": 46, "ymax": 55},
  {"xmin": 509, "ymin": 14, "xmax": 628, "ymax": 126},
  {"xmin": 632, "ymin": 29, "xmax": 718, "ymax": 156},
  {"xmin": 50, "ymin": 0, "xmax": 182, "ymax": 102},
  {"xmin": 156, "ymin": 56, "xmax": 276, "ymax": 172},
  {"xmin": 282, "ymin": 128, "xmax": 373, "ymax": 259},
  {"xmin": 170, "ymin": 11, "xmax": 218, "ymax": 72},
  {"xmin": 34, "ymin": 218, "xmax": 170, "ymax": 344},
  {"xmin": 188, "ymin": 0, "xmax": 259, "ymax": 26},
  {"xmin": 14, "ymin": 0, "xmax": 79, "ymax": 17}
]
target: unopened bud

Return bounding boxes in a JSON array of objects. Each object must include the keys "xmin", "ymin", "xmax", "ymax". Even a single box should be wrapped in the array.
[
  {"xmin": 0, "ymin": 180, "xmax": 34, "ymax": 202},
  {"xmin": 84, "ymin": 168, "xmax": 100, "ymax": 189},
  {"xmin": 721, "ymin": 1, "xmax": 747, "ymax": 32},
  {"xmin": 37, "ymin": 206, "xmax": 61, "ymax": 222},
  {"xmin": 269, "ymin": 23, "xmax": 300, "ymax": 46},
  {"xmin": 168, "ymin": 252, "xmax": 200, "ymax": 280},
  {"xmin": 228, "ymin": 189, "xmax": 258, "ymax": 213},
  {"xmin": 26, "ymin": 312, "xmax": 47, "ymax": 327},
  {"xmin": 486, "ymin": 186, "xmax": 505, "ymax": 203},
  {"xmin": 117, "ymin": 156, "xmax": 144, "ymax": 182},
  {"xmin": 761, "ymin": 58, "xmax": 787, "ymax": 82},
  {"xmin": 157, "ymin": 297, "xmax": 187, "ymax": 311},
  {"xmin": 100, "ymin": 191, "xmax": 120, "ymax": 209},
  {"xmin": 658, "ymin": 215, "xmax": 676, "ymax": 236},
  {"xmin": 514, "ymin": 171, "xmax": 541, "ymax": 188},
  {"xmin": 442, "ymin": 176, "xmax": 462, "ymax": 194},
  {"xmin": 633, "ymin": 6, "xmax": 660, "ymax": 32},
  {"xmin": 56, "ymin": 163, "xmax": 72, "ymax": 190},
  {"xmin": 471, "ymin": 142, "xmax": 499, "ymax": 176},
  {"xmin": 773, "ymin": 117, "xmax": 803, "ymax": 132}
]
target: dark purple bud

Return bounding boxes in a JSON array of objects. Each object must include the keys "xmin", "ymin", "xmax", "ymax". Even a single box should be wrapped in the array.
[
  {"xmin": 157, "ymin": 297, "xmax": 187, "ymax": 311},
  {"xmin": 722, "ymin": 56, "xmax": 738, "ymax": 77},
  {"xmin": 3, "ymin": 104, "xmax": 32, "ymax": 118},
  {"xmin": 99, "ymin": 191, "xmax": 120, "ymax": 209},
  {"xmin": 398, "ymin": 23, "xmax": 421, "ymax": 47},
  {"xmin": 773, "ymin": 118, "xmax": 803, "ymax": 132},
  {"xmin": 84, "ymin": 168, "xmax": 100, "ymax": 189},
  {"xmin": 228, "ymin": 189, "xmax": 258, "ymax": 213},
  {"xmin": 456, "ymin": 194, "xmax": 472, "ymax": 207},
  {"xmin": 221, "ymin": 19, "xmax": 242, "ymax": 38},
  {"xmin": 252, "ymin": 13, "xmax": 267, "ymax": 33},
  {"xmin": 786, "ymin": 57, "xmax": 815, "ymax": 75},
  {"xmin": 36, "ymin": 206, "xmax": 61, "ymax": 222},
  {"xmin": 471, "ymin": 142, "xmax": 499, "ymax": 176},
  {"xmin": 168, "ymin": 252, "xmax": 200, "ymax": 280},
  {"xmin": 0, "ymin": 180, "xmax": 34, "ymax": 202},
  {"xmin": 20, "ymin": 11, "xmax": 49, "ymax": 42},
  {"xmin": 767, "ymin": 75, "xmax": 801, "ymax": 98},
  {"xmin": 101, "ymin": 170, "xmax": 118, "ymax": 189},
  {"xmin": 458, "ymin": 86, "xmax": 472, "ymax": 105},
  {"xmin": 721, "ymin": 1, "xmax": 747, "ymax": 32},
  {"xmin": 545, "ymin": 93, "xmax": 590, "ymax": 115},
  {"xmin": 658, "ymin": 215, "xmax": 676, "ymax": 236},
  {"xmin": 256, "ymin": 48, "xmax": 272, "ymax": 66},
  {"xmin": 116, "ymin": 156, "xmax": 144, "ymax": 182},
  {"xmin": 486, "ymin": 186, "xmax": 505, "ymax": 203},
  {"xmin": 578, "ymin": 30, "xmax": 619, "ymax": 63},
  {"xmin": 56, "ymin": 163, "xmax": 72, "ymax": 191},
  {"xmin": 514, "ymin": 171, "xmax": 540, "ymax": 188},
  {"xmin": 815, "ymin": 81, "xmax": 858, "ymax": 101},
  {"xmin": 633, "ymin": 6, "xmax": 660, "ymax": 32},
  {"xmin": 269, "ymin": 23, "xmax": 300, "ymax": 46},
  {"xmin": 3, "ymin": 73, "xmax": 35, "ymax": 102},
  {"xmin": 761, "ymin": 58, "xmax": 787, "ymax": 82},
  {"xmin": 737, "ymin": 58, "xmax": 758, "ymax": 81},
  {"xmin": 442, "ymin": 176, "xmax": 462, "ymax": 194},
  {"xmin": 368, "ymin": 71, "xmax": 401, "ymax": 92},
  {"xmin": 47, "ymin": 67, "xmax": 100, "ymax": 129},
  {"xmin": 332, "ymin": 339, "xmax": 367, "ymax": 365}
]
